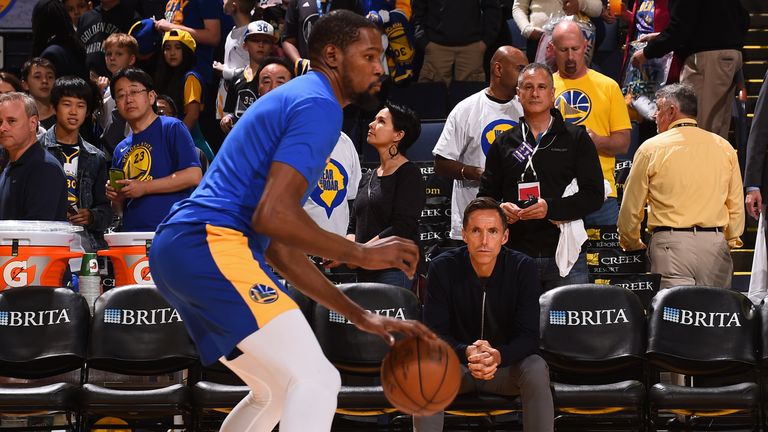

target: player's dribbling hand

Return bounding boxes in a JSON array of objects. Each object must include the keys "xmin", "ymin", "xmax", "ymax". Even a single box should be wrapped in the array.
[
  {"xmin": 353, "ymin": 311, "xmax": 437, "ymax": 346},
  {"xmin": 357, "ymin": 236, "xmax": 419, "ymax": 279}
]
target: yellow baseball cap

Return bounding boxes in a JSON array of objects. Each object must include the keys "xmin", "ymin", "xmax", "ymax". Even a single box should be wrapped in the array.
[{"xmin": 162, "ymin": 29, "xmax": 196, "ymax": 53}]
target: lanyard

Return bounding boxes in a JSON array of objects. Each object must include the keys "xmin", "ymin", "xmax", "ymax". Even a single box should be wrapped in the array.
[
  {"xmin": 670, "ymin": 122, "xmax": 697, "ymax": 129},
  {"xmin": 519, "ymin": 117, "xmax": 554, "ymax": 182},
  {"xmin": 316, "ymin": 0, "xmax": 332, "ymax": 16}
]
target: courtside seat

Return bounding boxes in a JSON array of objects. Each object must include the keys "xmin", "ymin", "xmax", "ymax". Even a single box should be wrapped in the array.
[
  {"xmin": 313, "ymin": 283, "xmax": 421, "ymax": 416},
  {"xmin": 646, "ymin": 286, "xmax": 759, "ymax": 429},
  {"xmin": 0, "ymin": 287, "xmax": 89, "ymax": 430},
  {"xmin": 539, "ymin": 284, "xmax": 647, "ymax": 430},
  {"xmin": 80, "ymin": 285, "xmax": 198, "ymax": 429}
]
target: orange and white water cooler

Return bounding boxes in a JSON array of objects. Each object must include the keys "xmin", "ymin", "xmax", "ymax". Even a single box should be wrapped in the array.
[{"xmin": 99, "ymin": 232, "xmax": 154, "ymax": 286}]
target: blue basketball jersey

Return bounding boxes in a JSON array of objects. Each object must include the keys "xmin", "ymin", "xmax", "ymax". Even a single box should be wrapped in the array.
[{"xmin": 162, "ymin": 71, "xmax": 343, "ymax": 254}]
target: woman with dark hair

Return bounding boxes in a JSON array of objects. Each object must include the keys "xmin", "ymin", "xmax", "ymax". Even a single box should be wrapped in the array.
[
  {"xmin": 344, "ymin": 102, "xmax": 426, "ymax": 288},
  {"xmin": 31, "ymin": 0, "xmax": 89, "ymax": 82}
]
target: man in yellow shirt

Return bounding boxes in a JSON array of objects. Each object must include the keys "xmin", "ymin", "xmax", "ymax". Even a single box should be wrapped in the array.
[
  {"xmin": 551, "ymin": 20, "xmax": 631, "ymax": 226},
  {"xmin": 617, "ymin": 83, "xmax": 744, "ymax": 289}
]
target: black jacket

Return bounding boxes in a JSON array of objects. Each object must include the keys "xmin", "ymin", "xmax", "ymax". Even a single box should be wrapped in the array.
[
  {"xmin": 413, "ymin": 0, "xmax": 501, "ymax": 48},
  {"xmin": 424, "ymin": 246, "xmax": 541, "ymax": 367},
  {"xmin": 479, "ymin": 109, "xmax": 603, "ymax": 258},
  {"xmin": 643, "ymin": 0, "xmax": 749, "ymax": 61},
  {"xmin": 0, "ymin": 142, "xmax": 68, "ymax": 221}
]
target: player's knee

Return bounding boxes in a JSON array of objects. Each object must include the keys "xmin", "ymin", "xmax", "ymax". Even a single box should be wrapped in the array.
[{"xmin": 290, "ymin": 357, "xmax": 340, "ymax": 396}]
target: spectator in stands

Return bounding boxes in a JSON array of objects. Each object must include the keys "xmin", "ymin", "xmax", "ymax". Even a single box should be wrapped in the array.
[
  {"xmin": 630, "ymin": 0, "xmax": 749, "ymax": 140},
  {"xmin": 618, "ymin": 83, "xmax": 744, "ymax": 289},
  {"xmin": 433, "ymin": 46, "xmax": 527, "ymax": 244},
  {"xmin": 156, "ymin": 0, "xmax": 222, "ymax": 85},
  {"xmin": 78, "ymin": 0, "xmax": 141, "ymax": 78},
  {"xmin": 415, "ymin": 197, "xmax": 554, "ymax": 432},
  {"xmin": 106, "ymin": 68, "xmax": 202, "ymax": 232},
  {"xmin": 214, "ymin": 0, "xmax": 256, "ymax": 120},
  {"xmin": 63, "ymin": 0, "xmax": 90, "ymax": 31},
  {"xmin": 551, "ymin": 20, "xmax": 631, "ymax": 226},
  {"xmin": 512, "ymin": 0, "xmax": 603, "ymax": 63},
  {"xmin": 97, "ymin": 33, "xmax": 139, "ymax": 162},
  {"xmin": 479, "ymin": 63, "xmax": 603, "ymax": 291},
  {"xmin": 31, "ymin": 0, "xmax": 89, "ymax": 82},
  {"xmin": 154, "ymin": 29, "xmax": 214, "ymax": 162},
  {"xmin": 413, "ymin": 0, "xmax": 501, "ymax": 85},
  {"xmin": 282, "ymin": 0, "xmax": 359, "ymax": 65},
  {"xmin": 220, "ymin": 24, "xmax": 282, "ymax": 134},
  {"xmin": 21, "ymin": 58, "xmax": 57, "ymax": 131},
  {"xmin": 0, "ymin": 92, "xmax": 67, "ymax": 221},
  {"xmin": 42, "ymin": 76, "xmax": 112, "ymax": 251},
  {"xmin": 0, "ymin": 72, "xmax": 23, "ymax": 94},
  {"xmin": 343, "ymin": 102, "xmax": 425, "ymax": 288},
  {"xmin": 156, "ymin": 94, "xmax": 179, "ymax": 117},
  {"xmin": 745, "ymin": 69, "xmax": 768, "ymax": 227}
]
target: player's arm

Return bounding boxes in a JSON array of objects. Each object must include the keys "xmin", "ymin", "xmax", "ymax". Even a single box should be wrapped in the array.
[{"xmin": 587, "ymin": 128, "xmax": 630, "ymax": 156}]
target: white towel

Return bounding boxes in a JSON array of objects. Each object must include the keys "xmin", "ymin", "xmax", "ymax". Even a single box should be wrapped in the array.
[
  {"xmin": 555, "ymin": 179, "xmax": 588, "ymax": 277},
  {"xmin": 748, "ymin": 213, "xmax": 767, "ymax": 305}
]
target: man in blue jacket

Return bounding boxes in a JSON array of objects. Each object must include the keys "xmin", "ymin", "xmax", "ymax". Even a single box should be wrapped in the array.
[{"xmin": 416, "ymin": 197, "xmax": 554, "ymax": 432}]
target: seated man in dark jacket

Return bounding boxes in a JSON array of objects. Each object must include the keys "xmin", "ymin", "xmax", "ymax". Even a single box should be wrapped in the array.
[
  {"xmin": 43, "ymin": 76, "xmax": 113, "ymax": 251},
  {"xmin": 415, "ymin": 197, "xmax": 553, "ymax": 432}
]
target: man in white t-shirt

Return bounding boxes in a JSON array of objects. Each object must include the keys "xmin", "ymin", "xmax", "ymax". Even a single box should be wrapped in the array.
[
  {"xmin": 303, "ymin": 132, "xmax": 361, "ymax": 236},
  {"xmin": 432, "ymin": 46, "xmax": 528, "ymax": 241}
]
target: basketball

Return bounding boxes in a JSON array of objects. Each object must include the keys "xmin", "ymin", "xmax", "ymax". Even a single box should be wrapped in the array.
[{"xmin": 380, "ymin": 336, "xmax": 461, "ymax": 416}]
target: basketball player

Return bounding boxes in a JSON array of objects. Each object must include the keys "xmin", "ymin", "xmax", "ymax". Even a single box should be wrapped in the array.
[{"xmin": 149, "ymin": 10, "xmax": 434, "ymax": 432}]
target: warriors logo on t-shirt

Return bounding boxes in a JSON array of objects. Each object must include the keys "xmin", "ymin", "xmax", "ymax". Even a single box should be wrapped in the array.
[
  {"xmin": 481, "ymin": 119, "xmax": 517, "ymax": 156},
  {"xmin": 249, "ymin": 283, "xmax": 279, "ymax": 304},
  {"xmin": 0, "ymin": 0, "xmax": 17, "ymax": 20},
  {"xmin": 164, "ymin": 0, "xmax": 186, "ymax": 24},
  {"xmin": 123, "ymin": 142, "xmax": 153, "ymax": 181},
  {"xmin": 309, "ymin": 158, "xmax": 348, "ymax": 218},
  {"xmin": 555, "ymin": 89, "xmax": 592, "ymax": 125}
]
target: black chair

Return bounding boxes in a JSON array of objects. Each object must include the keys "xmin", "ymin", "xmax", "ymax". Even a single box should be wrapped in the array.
[
  {"xmin": 312, "ymin": 283, "xmax": 421, "ymax": 419},
  {"xmin": 388, "ymin": 82, "xmax": 448, "ymax": 121},
  {"xmin": 646, "ymin": 286, "xmax": 759, "ymax": 430},
  {"xmin": 79, "ymin": 284, "xmax": 198, "ymax": 430},
  {"xmin": 0, "ymin": 287, "xmax": 89, "ymax": 431},
  {"xmin": 540, "ymin": 284, "xmax": 647, "ymax": 430}
]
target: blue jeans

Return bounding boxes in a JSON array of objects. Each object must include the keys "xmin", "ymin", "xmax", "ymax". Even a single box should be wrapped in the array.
[
  {"xmin": 584, "ymin": 198, "xmax": 619, "ymax": 227},
  {"xmin": 533, "ymin": 253, "xmax": 589, "ymax": 292}
]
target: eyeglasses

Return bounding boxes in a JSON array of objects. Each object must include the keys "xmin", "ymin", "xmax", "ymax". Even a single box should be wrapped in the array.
[{"xmin": 115, "ymin": 88, "xmax": 149, "ymax": 102}]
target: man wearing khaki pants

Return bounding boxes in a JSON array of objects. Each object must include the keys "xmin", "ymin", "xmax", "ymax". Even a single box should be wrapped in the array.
[{"xmin": 413, "ymin": 0, "xmax": 502, "ymax": 85}]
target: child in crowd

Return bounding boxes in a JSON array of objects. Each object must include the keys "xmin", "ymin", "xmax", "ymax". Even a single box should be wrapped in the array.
[
  {"xmin": 63, "ymin": 0, "xmax": 90, "ymax": 30},
  {"xmin": 21, "ymin": 57, "xmax": 57, "ymax": 130},
  {"xmin": 219, "ymin": 20, "xmax": 277, "ymax": 134},
  {"xmin": 154, "ymin": 29, "xmax": 214, "ymax": 162},
  {"xmin": 156, "ymin": 94, "xmax": 179, "ymax": 117},
  {"xmin": 42, "ymin": 76, "xmax": 112, "ymax": 251},
  {"xmin": 98, "ymin": 33, "xmax": 139, "ymax": 161},
  {"xmin": 214, "ymin": 0, "xmax": 256, "ymax": 120}
]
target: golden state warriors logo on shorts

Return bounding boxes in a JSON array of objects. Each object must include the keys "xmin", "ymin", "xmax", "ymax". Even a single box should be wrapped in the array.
[
  {"xmin": 123, "ymin": 143, "xmax": 153, "ymax": 181},
  {"xmin": 481, "ymin": 119, "xmax": 517, "ymax": 156},
  {"xmin": 0, "ymin": 0, "xmax": 17, "ymax": 19},
  {"xmin": 555, "ymin": 89, "xmax": 592, "ymax": 125},
  {"xmin": 249, "ymin": 283, "xmax": 279, "ymax": 304},
  {"xmin": 309, "ymin": 158, "xmax": 348, "ymax": 217}
]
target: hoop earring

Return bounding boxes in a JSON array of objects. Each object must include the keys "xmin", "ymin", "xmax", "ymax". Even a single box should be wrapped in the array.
[{"xmin": 388, "ymin": 145, "xmax": 399, "ymax": 159}]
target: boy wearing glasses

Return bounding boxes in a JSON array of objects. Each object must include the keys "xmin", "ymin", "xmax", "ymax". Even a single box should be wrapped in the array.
[{"xmin": 106, "ymin": 68, "xmax": 202, "ymax": 232}]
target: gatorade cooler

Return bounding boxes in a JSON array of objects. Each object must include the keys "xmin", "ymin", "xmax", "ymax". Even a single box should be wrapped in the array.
[
  {"xmin": 99, "ymin": 232, "xmax": 154, "ymax": 286},
  {"xmin": 0, "ymin": 221, "xmax": 83, "ymax": 290}
]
